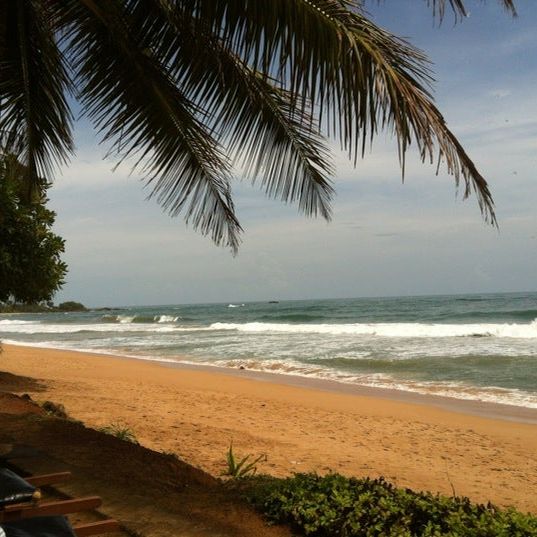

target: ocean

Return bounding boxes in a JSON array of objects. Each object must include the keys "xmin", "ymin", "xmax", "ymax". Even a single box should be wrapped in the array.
[{"xmin": 1, "ymin": 292, "xmax": 537, "ymax": 408}]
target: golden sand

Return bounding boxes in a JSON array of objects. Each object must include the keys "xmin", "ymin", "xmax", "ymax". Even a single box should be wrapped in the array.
[{"xmin": 2, "ymin": 344, "xmax": 536, "ymax": 513}]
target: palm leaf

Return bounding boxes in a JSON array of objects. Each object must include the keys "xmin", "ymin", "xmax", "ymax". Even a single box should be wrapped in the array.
[
  {"xmin": 0, "ymin": 0, "xmax": 73, "ymax": 194},
  {"xmin": 174, "ymin": 0, "xmax": 496, "ymax": 222},
  {"xmin": 57, "ymin": 0, "xmax": 241, "ymax": 251},
  {"xmin": 144, "ymin": 2, "xmax": 334, "ymax": 218},
  {"xmin": 2, "ymin": 0, "xmax": 512, "ymax": 246},
  {"xmin": 424, "ymin": 0, "xmax": 517, "ymax": 22},
  {"xmin": 225, "ymin": 78, "xmax": 335, "ymax": 220}
]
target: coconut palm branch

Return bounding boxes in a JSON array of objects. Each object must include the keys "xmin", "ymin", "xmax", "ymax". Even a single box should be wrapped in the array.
[
  {"xmin": 424, "ymin": 0, "xmax": 517, "ymax": 21},
  {"xmin": 171, "ymin": 0, "xmax": 498, "ymax": 218},
  {"xmin": 0, "ymin": 0, "xmax": 517, "ymax": 250},
  {"xmin": 136, "ymin": 2, "xmax": 334, "ymax": 218},
  {"xmin": 0, "ymin": 1, "xmax": 73, "ymax": 196},
  {"xmin": 60, "ymin": 0, "xmax": 242, "ymax": 250}
]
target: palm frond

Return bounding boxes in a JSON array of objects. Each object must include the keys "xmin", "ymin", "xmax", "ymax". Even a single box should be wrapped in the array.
[
  {"xmin": 145, "ymin": 2, "xmax": 334, "ymax": 219},
  {"xmin": 176, "ymin": 0, "xmax": 495, "ymax": 222},
  {"xmin": 0, "ymin": 0, "xmax": 505, "ymax": 250},
  {"xmin": 341, "ymin": 9, "xmax": 496, "ymax": 221},
  {"xmin": 0, "ymin": 0, "xmax": 73, "ymax": 193},
  {"xmin": 424, "ymin": 0, "xmax": 517, "ymax": 22},
  {"xmin": 58, "ymin": 0, "xmax": 241, "ymax": 251},
  {"xmin": 225, "ymin": 78, "xmax": 335, "ymax": 220},
  {"xmin": 367, "ymin": 1, "xmax": 517, "ymax": 22}
]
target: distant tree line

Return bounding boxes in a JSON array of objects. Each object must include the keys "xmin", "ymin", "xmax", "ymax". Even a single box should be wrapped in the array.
[{"xmin": 0, "ymin": 302, "xmax": 87, "ymax": 314}]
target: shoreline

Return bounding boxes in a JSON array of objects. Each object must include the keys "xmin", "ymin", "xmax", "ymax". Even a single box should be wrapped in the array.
[
  {"xmin": 1, "ymin": 343, "xmax": 537, "ymax": 513},
  {"xmin": 4, "ymin": 340, "xmax": 537, "ymax": 425},
  {"xmin": 161, "ymin": 361, "xmax": 537, "ymax": 425}
]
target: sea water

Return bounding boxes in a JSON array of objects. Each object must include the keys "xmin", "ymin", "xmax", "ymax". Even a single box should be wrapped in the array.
[{"xmin": 1, "ymin": 292, "xmax": 537, "ymax": 408}]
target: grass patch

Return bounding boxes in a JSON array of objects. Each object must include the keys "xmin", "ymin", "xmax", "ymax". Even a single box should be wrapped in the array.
[
  {"xmin": 222, "ymin": 443, "xmax": 266, "ymax": 479},
  {"xmin": 36, "ymin": 399, "xmax": 82, "ymax": 425},
  {"xmin": 161, "ymin": 450, "xmax": 180, "ymax": 460},
  {"xmin": 242, "ymin": 473, "xmax": 537, "ymax": 536},
  {"xmin": 98, "ymin": 423, "xmax": 139, "ymax": 444},
  {"xmin": 40, "ymin": 400, "xmax": 69, "ymax": 419}
]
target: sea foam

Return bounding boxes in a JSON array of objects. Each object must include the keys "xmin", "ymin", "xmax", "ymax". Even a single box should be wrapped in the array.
[
  {"xmin": 209, "ymin": 320, "xmax": 537, "ymax": 338},
  {"xmin": 0, "ymin": 319, "xmax": 38, "ymax": 325}
]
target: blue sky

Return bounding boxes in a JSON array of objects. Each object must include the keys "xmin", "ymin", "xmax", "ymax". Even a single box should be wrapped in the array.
[{"xmin": 50, "ymin": 1, "xmax": 537, "ymax": 307}]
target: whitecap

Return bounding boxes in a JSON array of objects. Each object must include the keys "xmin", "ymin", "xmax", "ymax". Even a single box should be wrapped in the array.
[{"xmin": 209, "ymin": 319, "xmax": 537, "ymax": 339}]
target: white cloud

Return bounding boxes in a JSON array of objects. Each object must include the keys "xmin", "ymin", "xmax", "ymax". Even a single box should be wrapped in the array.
[{"xmin": 488, "ymin": 89, "xmax": 512, "ymax": 99}]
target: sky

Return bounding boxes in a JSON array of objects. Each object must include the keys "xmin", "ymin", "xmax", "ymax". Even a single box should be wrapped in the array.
[{"xmin": 49, "ymin": 1, "xmax": 537, "ymax": 307}]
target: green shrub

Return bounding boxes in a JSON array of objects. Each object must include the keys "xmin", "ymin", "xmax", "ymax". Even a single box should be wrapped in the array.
[
  {"xmin": 245, "ymin": 473, "xmax": 537, "ymax": 536},
  {"xmin": 41, "ymin": 400, "xmax": 69, "ymax": 419},
  {"xmin": 98, "ymin": 423, "xmax": 139, "ymax": 444},
  {"xmin": 161, "ymin": 450, "xmax": 180, "ymax": 460},
  {"xmin": 222, "ymin": 443, "xmax": 266, "ymax": 479}
]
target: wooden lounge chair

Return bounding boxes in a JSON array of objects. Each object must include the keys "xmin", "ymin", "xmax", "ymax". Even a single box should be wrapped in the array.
[{"xmin": 0, "ymin": 469, "xmax": 119, "ymax": 536}]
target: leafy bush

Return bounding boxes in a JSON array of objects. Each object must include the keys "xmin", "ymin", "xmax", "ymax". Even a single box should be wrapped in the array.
[
  {"xmin": 245, "ymin": 473, "xmax": 537, "ymax": 536},
  {"xmin": 41, "ymin": 400, "xmax": 69, "ymax": 419}
]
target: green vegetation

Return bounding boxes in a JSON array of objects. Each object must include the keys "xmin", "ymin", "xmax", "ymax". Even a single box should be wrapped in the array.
[
  {"xmin": 0, "ymin": 303, "xmax": 52, "ymax": 313},
  {"xmin": 0, "ymin": 154, "xmax": 67, "ymax": 305},
  {"xmin": 161, "ymin": 450, "xmax": 180, "ymax": 460},
  {"xmin": 0, "ymin": 301, "xmax": 87, "ymax": 313},
  {"xmin": 37, "ymin": 399, "xmax": 83, "ymax": 425},
  {"xmin": 98, "ymin": 423, "xmax": 139, "ymax": 444},
  {"xmin": 243, "ymin": 473, "xmax": 537, "ymax": 536},
  {"xmin": 222, "ymin": 443, "xmax": 266, "ymax": 479},
  {"xmin": 40, "ymin": 400, "xmax": 69, "ymax": 419}
]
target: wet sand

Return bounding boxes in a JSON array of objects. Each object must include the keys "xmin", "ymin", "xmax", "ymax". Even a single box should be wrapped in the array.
[{"xmin": 2, "ymin": 343, "xmax": 537, "ymax": 513}]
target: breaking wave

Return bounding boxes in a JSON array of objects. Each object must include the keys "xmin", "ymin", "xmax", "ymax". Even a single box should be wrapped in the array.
[
  {"xmin": 209, "ymin": 320, "xmax": 537, "ymax": 338},
  {"xmin": 101, "ymin": 314, "xmax": 180, "ymax": 324}
]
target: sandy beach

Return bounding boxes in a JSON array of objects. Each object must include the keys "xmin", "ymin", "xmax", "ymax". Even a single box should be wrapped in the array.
[{"xmin": 1, "ymin": 343, "xmax": 537, "ymax": 514}]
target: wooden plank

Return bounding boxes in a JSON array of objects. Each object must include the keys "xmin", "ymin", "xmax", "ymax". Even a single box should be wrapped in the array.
[
  {"xmin": 1, "ymin": 496, "xmax": 102, "ymax": 522},
  {"xmin": 25, "ymin": 471, "xmax": 72, "ymax": 487},
  {"xmin": 74, "ymin": 519, "xmax": 120, "ymax": 536}
]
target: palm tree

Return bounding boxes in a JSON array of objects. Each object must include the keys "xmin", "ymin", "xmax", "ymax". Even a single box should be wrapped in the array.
[{"xmin": 0, "ymin": 0, "xmax": 516, "ymax": 252}]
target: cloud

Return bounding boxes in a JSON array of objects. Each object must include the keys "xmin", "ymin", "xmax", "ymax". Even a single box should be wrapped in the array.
[
  {"xmin": 498, "ymin": 30, "xmax": 537, "ymax": 56},
  {"xmin": 488, "ymin": 89, "xmax": 512, "ymax": 99},
  {"xmin": 54, "ymin": 149, "xmax": 140, "ymax": 191}
]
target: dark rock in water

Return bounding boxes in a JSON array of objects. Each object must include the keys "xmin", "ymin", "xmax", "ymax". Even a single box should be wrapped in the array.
[
  {"xmin": 239, "ymin": 366, "xmax": 245, "ymax": 370},
  {"xmin": 268, "ymin": 301, "xmax": 279, "ymax": 304},
  {"xmin": 57, "ymin": 301, "xmax": 87, "ymax": 312}
]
